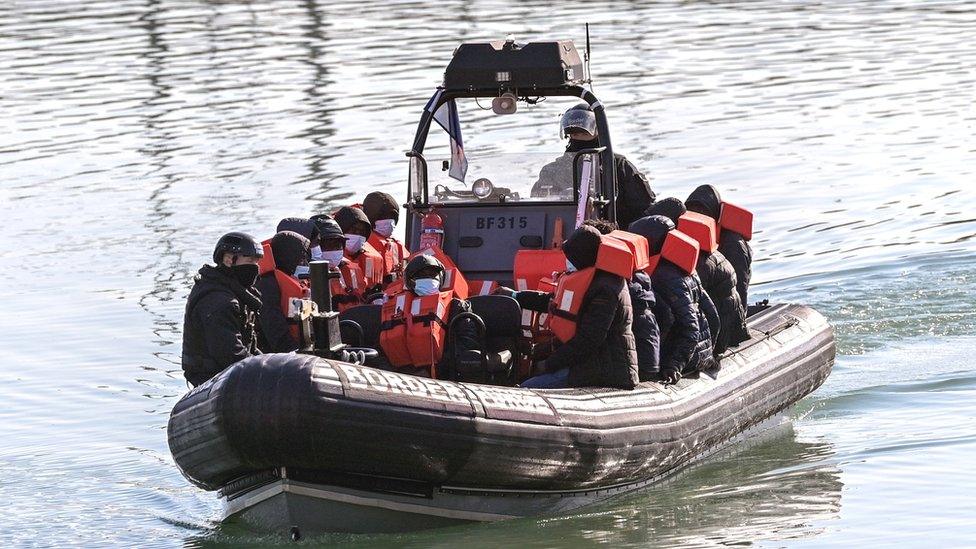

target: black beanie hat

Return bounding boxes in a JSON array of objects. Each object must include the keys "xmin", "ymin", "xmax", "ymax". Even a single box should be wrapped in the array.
[
  {"xmin": 562, "ymin": 225, "xmax": 602, "ymax": 270},
  {"xmin": 362, "ymin": 192, "xmax": 400, "ymax": 225}
]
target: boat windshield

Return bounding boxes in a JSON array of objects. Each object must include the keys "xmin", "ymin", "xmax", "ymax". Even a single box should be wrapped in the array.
[{"xmin": 420, "ymin": 97, "xmax": 599, "ymax": 205}]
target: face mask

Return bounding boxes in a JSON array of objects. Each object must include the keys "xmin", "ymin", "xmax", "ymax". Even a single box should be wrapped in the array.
[
  {"xmin": 231, "ymin": 263, "xmax": 259, "ymax": 287},
  {"xmin": 345, "ymin": 234, "xmax": 366, "ymax": 254},
  {"xmin": 318, "ymin": 249, "xmax": 344, "ymax": 266},
  {"xmin": 294, "ymin": 265, "xmax": 310, "ymax": 279},
  {"xmin": 413, "ymin": 278, "xmax": 441, "ymax": 296},
  {"xmin": 375, "ymin": 219, "xmax": 396, "ymax": 238},
  {"xmin": 566, "ymin": 258, "xmax": 578, "ymax": 273},
  {"xmin": 310, "ymin": 246, "xmax": 323, "ymax": 261}
]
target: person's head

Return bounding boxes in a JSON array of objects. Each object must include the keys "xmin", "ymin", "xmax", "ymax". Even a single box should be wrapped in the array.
[
  {"xmin": 562, "ymin": 224, "xmax": 603, "ymax": 272},
  {"xmin": 628, "ymin": 215, "xmax": 675, "ymax": 255},
  {"xmin": 685, "ymin": 184, "xmax": 722, "ymax": 221},
  {"xmin": 362, "ymin": 192, "xmax": 400, "ymax": 238},
  {"xmin": 644, "ymin": 197, "xmax": 687, "ymax": 225},
  {"xmin": 270, "ymin": 230, "xmax": 310, "ymax": 277},
  {"xmin": 310, "ymin": 214, "xmax": 347, "ymax": 264},
  {"xmin": 276, "ymin": 217, "xmax": 320, "ymax": 249},
  {"xmin": 560, "ymin": 103, "xmax": 598, "ymax": 142},
  {"xmin": 212, "ymin": 231, "xmax": 264, "ymax": 287},
  {"xmin": 333, "ymin": 206, "xmax": 372, "ymax": 254},
  {"xmin": 581, "ymin": 218, "xmax": 617, "ymax": 235},
  {"xmin": 404, "ymin": 254, "xmax": 445, "ymax": 296}
]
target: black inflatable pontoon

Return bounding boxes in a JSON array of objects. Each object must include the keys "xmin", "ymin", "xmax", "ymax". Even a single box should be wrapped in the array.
[{"xmin": 168, "ymin": 302, "xmax": 834, "ymax": 534}]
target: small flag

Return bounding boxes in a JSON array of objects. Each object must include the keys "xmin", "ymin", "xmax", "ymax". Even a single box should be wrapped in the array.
[{"xmin": 426, "ymin": 91, "xmax": 468, "ymax": 182}]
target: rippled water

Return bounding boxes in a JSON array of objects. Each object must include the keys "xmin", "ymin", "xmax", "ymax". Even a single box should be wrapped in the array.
[{"xmin": 2, "ymin": 1, "xmax": 975, "ymax": 546}]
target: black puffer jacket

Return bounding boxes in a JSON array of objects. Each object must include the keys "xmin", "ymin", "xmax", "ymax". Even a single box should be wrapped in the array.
[
  {"xmin": 695, "ymin": 249, "xmax": 749, "ymax": 354},
  {"xmin": 651, "ymin": 261, "xmax": 717, "ymax": 376},
  {"xmin": 255, "ymin": 231, "xmax": 310, "ymax": 353},
  {"xmin": 629, "ymin": 270, "xmax": 661, "ymax": 381},
  {"xmin": 182, "ymin": 265, "xmax": 262, "ymax": 387},
  {"xmin": 686, "ymin": 184, "xmax": 753, "ymax": 307},
  {"xmin": 567, "ymin": 139, "xmax": 656, "ymax": 229}
]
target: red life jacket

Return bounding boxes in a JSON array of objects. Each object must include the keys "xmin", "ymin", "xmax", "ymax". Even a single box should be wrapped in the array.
[
  {"xmin": 273, "ymin": 269, "xmax": 309, "ymax": 341},
  {"xmin": 406, "ymin": 245, "xmax": 469, "ymax": 299},
  {"xmin": 368, "ymin": 231, "xmax": 407, "ymax": 281},
  {"xmin": 606, "ymin": 230, "xmax": 651, "ymax": 272},
  {"xmin": 547, "ymin": 236, "xmax": 634, "ymax": 344},
  {"xmin": 677, "ymin": 211, "xmax": 718, "ymax": 253},
  {"xmin": 349, "ymin": 242, "xmax": 384, "ymax": 289},
  {"xmin": 469, "ymin": 279, "xmax": 499, "ymax": 296},
  {"xmin": 379, "ymin": 290, "xmax": 455, "ymax": 373},
  {"xmin": 645, "ymin": 230, "xmax": 700, "ymax": 276},
  {"xmin": 331, "ymin": 259, "xmax": 364, "ymax": 312},
  {"xmin": 513, "ymin": 249, "xmax": 567, "ymax": 291},
  {"xmin": 257, "ymin": 240, "xmax": 275, "ymax": 275},
  {"xmin": 719, "ymin": 201, "xmax": 753, "ymax": 241}
]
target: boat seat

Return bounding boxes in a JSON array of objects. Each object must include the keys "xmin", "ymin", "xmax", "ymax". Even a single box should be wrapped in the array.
[
  {"xmin": 467, "ymin": 295, "xmax": 523, "ymax": 383},
  {"xmin": 338, "ymin": 304, "xmax": 382, "ymax": 348}
]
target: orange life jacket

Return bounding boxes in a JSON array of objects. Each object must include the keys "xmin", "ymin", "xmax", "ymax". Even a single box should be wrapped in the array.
[
  {"xmin": 406, "ymin": 245, "xmax": 469, "ymax": 299},
  {"xmin": 349, "ymin": 242, "xmax": 384, "ymax": 289},
  {"xmin": 257, "ymin": 240, "xmax": 275, "ymax": 275},
  {"xmin": 606, "ymin": 230, "xmax": 651, "ymax": 272},
  {"xmin": 379, "ymin": 290, "xmax": 455, "ymax": 373},
  {"xmin": 273, "ymin": 269, "xmax": 309, "ymax": 341},
  {"xmin": 513, "ymin": 249, "xmax": 567, "ymax": 291},
  {"xmin": 547, "ymin": 236, "xmax": 634, "ymax": 344},
  {"xmin": 469, "ymin": 279, "xmax": 499, "ymax": 296},
  {"xmin": 677, "ymin": 211, "xmax": 718, "ymax": 253},
  {"xmin": 368, "ymin": 231, "xmax": 407, "ymax": 281},
  {"xmin": 330, "ymin": 259, "xmax": 364, "ymax": 311},
  {"xmin": 719, "ymin": 201, "xmax": 753, "ymax": 241},
  {"xmin": 645, "ymin": 230, "xmax": 700, "ymax": 276}
]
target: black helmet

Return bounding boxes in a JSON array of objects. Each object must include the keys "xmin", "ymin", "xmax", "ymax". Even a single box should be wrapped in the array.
[
  {"xmin": 560, "ymin": 103, "xmax": 597, "ymax": 138},
  {"xmin": 628, "ymin": 215, "xmax": 675, "ymax": 255},
  {"xmin": 310, "ymin": 214, "xmax": 346, "ymax": 242},
  {"xmin": 404, "ymin": 254, "xmax": 445, "ymax": 292},
  {"xmin": 212, "ymin": 231, "xmax": 264, "ymax": 264}
]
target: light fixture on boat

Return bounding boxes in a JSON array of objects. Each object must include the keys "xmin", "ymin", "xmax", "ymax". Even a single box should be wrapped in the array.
[
  {"xmin": 492, "ymin": 92, "xmax": 517, "ymax": 114},
  {"xmin": 472, "ymin": 178, "xmax": 494, "ymax": 199}
]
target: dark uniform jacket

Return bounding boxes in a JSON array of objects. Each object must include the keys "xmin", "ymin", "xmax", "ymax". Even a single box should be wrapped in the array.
[
  {"xmin": 695, "ymin": 249, "xmax": 749, "ymax": 355},
  {"xmin": 182, "ymin": 265, "xmax": 262, "ymax": 387},
  {"xmin": 629, "ymin": 271, "xmax": 661, "ymax": 381},
  {"xmin": 651, "ymin": 261, "xmax": 717, "ymax": 376},
  {"xmin": 517, "ymin": 271, "xmax": 639, "ymax": 389}
]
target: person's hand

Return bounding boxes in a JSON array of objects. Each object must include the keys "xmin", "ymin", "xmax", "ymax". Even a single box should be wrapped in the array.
[
  {"xmin": 660, "ymin": 368, "xmax": 681, "ymax": 385},
  {"xmin": 493, "ymin": 286, "xmax": 516, "ymax": 298}
]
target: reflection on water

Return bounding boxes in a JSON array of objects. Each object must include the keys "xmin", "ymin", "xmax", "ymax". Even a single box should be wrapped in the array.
[{"xmin": 1, "ymin": 0, "xmax": 975, "ymax": 546}]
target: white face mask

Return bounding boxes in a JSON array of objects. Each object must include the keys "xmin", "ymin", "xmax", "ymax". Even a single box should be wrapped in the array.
[
  {"xmin": 310, "ymin": 246, "xmax": 323, "ymax": 261},
  {"xmin": 345, "ymin": 234, "xmax": 366, "ymax": 254},
  {"xmin": 566, "ymin": 258, "xmax": 578, "ymax": 273},
  {"xmin": 318, "ymin": 249, "xmax": 344, "ymax": 266},
  {"xmin": 294, "ymin": 265, "xmax": 310, "ymax": 279},
  {"xmin": 413, "ymin": 278, "xmax": 441, "ymax": 296},
  {"xmin": 375, "ymin": 219, "xmax": 396, "ymax": 238}
]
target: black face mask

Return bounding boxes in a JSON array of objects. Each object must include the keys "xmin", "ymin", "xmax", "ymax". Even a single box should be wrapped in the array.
[{"xmin": 230, "ymin": 263, "xmax": 259, "ymax": 288}]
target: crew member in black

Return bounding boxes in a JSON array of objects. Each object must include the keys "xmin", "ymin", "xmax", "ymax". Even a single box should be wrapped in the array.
[
  {"xmin": 686, "ymin": 184, "xmax": 753, "ymax": 307},
  {"xmin": 181, "ymin": 232, "xmax": 264, "ymax": 387},
  {"xmin": 506, "ymin": 225, "xmax": 639, "ymax": 389},
  {"xmin": 531, "ymin": 104, "xmax": 655, "ymax": 229},
  {"xmin": 629, "ymin": 216, "xmax": 717, "ymax": 384},
  {"xmin": 254, "ymin": 230, "xmax": 310, "ymax": 353}
]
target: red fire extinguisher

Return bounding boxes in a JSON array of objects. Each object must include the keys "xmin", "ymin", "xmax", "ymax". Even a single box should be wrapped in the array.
[{"xmin": 419, "ymin": 210, "xmax": 444, "ymax": 250}]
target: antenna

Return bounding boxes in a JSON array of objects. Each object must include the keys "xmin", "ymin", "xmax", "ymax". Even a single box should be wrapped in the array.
[{"xmin": 585, "ymin": 23, "xmax": 594, "ymax": 91}]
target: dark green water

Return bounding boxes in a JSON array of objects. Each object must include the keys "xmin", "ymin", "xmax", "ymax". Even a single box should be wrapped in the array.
[{"xmin": 2, "ymin": 1, "xmax": 974, "ymax": 546}]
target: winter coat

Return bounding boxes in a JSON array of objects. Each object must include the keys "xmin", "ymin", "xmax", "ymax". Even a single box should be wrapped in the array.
[
  {"xmin": 686, "ymin": 184, "xmax": 753, "ymax": 307},
  {"xmin": 629, "ymin": 271, "xmax": 661, "ymax": 381},
  {"xmin": 695, "ymin": 249, "xmax": 749, "ymax": 354},
  {"xmin": 182, "ymin": 265, "xmax": 262, "ymax": 387},
  {"xmin": 651, "ymin": 261, "xmax": 717, "ymax": 376}
]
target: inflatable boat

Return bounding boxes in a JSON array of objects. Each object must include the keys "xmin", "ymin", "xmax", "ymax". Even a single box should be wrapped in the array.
[{"xmin": 168, "ymin": 302, "xmax": 833, "ymax": 534}]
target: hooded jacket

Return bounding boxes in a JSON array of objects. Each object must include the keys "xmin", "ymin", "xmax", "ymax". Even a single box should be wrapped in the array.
[
  {"xmin": 182, "ymin": 264, "xmax": 262, "ymax": 386},
  {"xmin": 687, "ymin": 185, "xmax": 753, "ymax": 307},
  {"xmin": 695, "ymin": 249, "xmax": 749, "ymax": 354},
  {"xmin": 276, "ymin": 217, "xmax": 319, "ymax": 243},
  {"xmin": 516, "ymin": 225, "xmax": 639, "ymax": 389},
  {"xmin": 255, "ymin": 231, "xmax": 310, "ymax": 353},
  {"xmin": 630, "ymin": 270, "xmax": 661, "ymax": 381}
]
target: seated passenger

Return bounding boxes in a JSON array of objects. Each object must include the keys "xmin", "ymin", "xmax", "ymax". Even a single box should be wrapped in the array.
[
  {"xmin": 182, "ymin": 232, "xmax": 263, "ymax": 387},
  {"xmin": 378, "ymin": 255, "xmax": 482, "ymax": 379},
  {"xmin": 531, "ymin": 104, "xmax": 655, "ymax": 229},
  {"xmin": 629, "ymin": 216, "xmax": 718, "ymax": 384},
  {"xmin": 275, "ymin": 217, "xmax": 320, "ymax": 263},
  {"xmin": 506, "ymin": 225, "xmax": 639, "ymax": 389},
  {"xmin": 333, "ymin": 206, "xmax": 385, "ymax": 294},
  {"xmin": 310, "ymin": 215, "xmax": 367, "ymax": 311},
  {"xmin": 362, "ymin": 191, "xmax": 408, "ymax": 284},
  {"xmin": 255, "ymin": 231, "xmax": 310, "ymax": 352},
  {"xmin": 582, "ymin": 219, "xmax": 661, "ymax": 381},
  {"xmin": 677, "ymin": 212, "xmax": 749, "ymax": 355},
  {"xmin": 686, "ymin": 184, "xmax": 753, "ymax": 307},
  {"xmin": 644, "ymin": 196, "xmax": 686, "ymax": 225}
]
